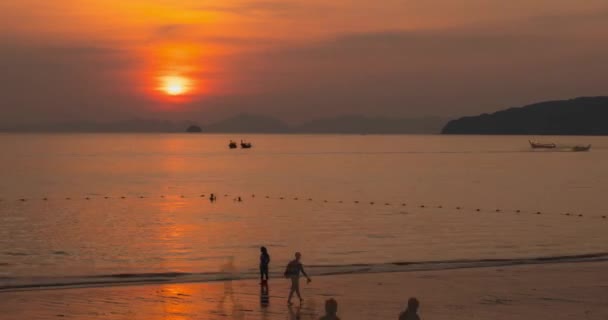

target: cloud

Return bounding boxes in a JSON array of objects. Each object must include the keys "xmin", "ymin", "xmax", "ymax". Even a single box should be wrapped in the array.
[
  {"xmin": 1, "ymin": 8, "xmax": 608, "ymax": 125},
  {"xmin": 195, "ymin": 1, "xmax": 330, "ymax": 17},
  {"xmin": 150, "ymin": 24, "xmax": 279, "ymax": 47},
  {"xmin": 0, "ymin": 41, "xmax": 146, "ymax": 124},
  {"xmin": 191, "ymin": 22, "xmax": 608, "ymax": 121}
]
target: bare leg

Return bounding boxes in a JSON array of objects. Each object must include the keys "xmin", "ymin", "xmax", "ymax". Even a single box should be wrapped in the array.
[
  {"xmin": 293, "ymin": 278, "xmax": 302, "ymax": 302},
  {"xmin": 288, "ymin": 277, "xmax": 298, "ymax": 304}
]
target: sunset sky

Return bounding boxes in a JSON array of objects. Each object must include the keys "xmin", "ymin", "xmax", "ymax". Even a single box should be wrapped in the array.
[{"xmin": 1, "ymin": 0, "xmax": 607, "ymax": 125}]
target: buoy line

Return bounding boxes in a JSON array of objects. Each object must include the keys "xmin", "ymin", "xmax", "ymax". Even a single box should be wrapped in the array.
[{"xmin": 3, "ymin": 192, "xmax": 606, "ymax": 220}]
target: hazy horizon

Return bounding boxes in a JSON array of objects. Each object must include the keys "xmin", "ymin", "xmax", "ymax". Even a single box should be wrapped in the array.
[{"xmin": 1, "ymin": 1, "xmax": 607, "ymax": 126}]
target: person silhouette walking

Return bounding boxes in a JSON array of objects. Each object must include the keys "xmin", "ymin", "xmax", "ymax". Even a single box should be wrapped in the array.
[{"xmin": 284, "ymin": 252, "xmax": 311, "ymax": 305}]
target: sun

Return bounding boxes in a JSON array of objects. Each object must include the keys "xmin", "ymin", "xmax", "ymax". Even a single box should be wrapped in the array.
[{"xmin": 160, "ymin": 76, "xmax": 192, "ymax": 96}]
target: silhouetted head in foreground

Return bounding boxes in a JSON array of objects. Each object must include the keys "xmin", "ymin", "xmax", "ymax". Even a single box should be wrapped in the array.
[
  {"xmin": 319, "ymin": 298, "xmax": 340, "ymax": 320},
  {"xmin": 295, "ymin": 252, "xmax": 301, "ymax": 261},
  {"xmin": 399, "ymin": 297, "xmax": 420, "ymax": 320}
]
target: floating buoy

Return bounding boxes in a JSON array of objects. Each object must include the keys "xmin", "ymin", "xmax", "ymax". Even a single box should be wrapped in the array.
[
  {"xmin": 308, "ymin": 198, "xmax": 313, "ymax": 201},
  {"xmin": 324, "ymin": 200, "xmax": 328, "ymax": 203},
  {"xmin": 578, "ymin": 214, "xmax": 583, "ymax": 217},
  {"xmin": 121, "ymin": 196, "xmax": 126, "ymax": 199},
  {"xmin": 495, "ymin": 209, "xmax": 501, "ymax": 212},
  {"xmin": 565, "ymin": 213, "xmax": 571, "ymax": 216},
  {"xmin": 160, "ymin": 195, "xmax": 165, "ymax": 198},
  {"xmin": 85, "ymin": 197, "xmax": 90, "ymax": 200},
  {"xmin": 437, "ymin": 205, "xmax": 442, "ymax": 208},
  {"xmin": 104, "ymin": 196, "xmax": 109, "ymax": 199},
  {"xmin": 476, "ymin": 209, "xmax": 480, "ymax": 212},
  {"xmin": 237, "ymin": 197, "xmax": 242, "ymax": 202},
  {"xmin": 338, "ymin": 200, "xmax": 343, "ymax": 203},
  {"xmin": 456, "ymin": 206, "xmax": 461, "ymax": 210},
  {"xmin": 266, "ymin": 196, "xmax": 270, "ymax": 199},
  {"xmin": 420, "ymin": 205, "xmax": 425, "ymax": 208},
  {"xmin": 370, "ymin": 202, "xmax": 375, "ymax": 205},
  {"xmin": 224, "ymin": 194, "xmax": 228, "ymax": 197},
  {"xmin": 200, "ymin": 194, "xmax": 205, "ymax": 197},
  {"xmin": 294, "ymin": 198, "xmax": 298, "ymax": 200},
  {"xmin": 401, "ymin": 203, "xmax": 406, "ymax": 206},
  {"xmin": 180, "ymin": 195, "xmax": 185, "ymax": 198},
  {"xmin": 385, "ymin": 203, "xmax": 390, "ymax": 206},
  {"xmin": 252, "ymin": 194, "xmax": 255, "ymax": 197},
  {"xmin": 19, "ymin": 198, "xmax": 26, "ymax": 202},
  {"xmin": 516, "ymin": 210, "xmax": 520, "ymax": 213},
  {"xmin": 66, "ymin": 197, "xmax": 71, "ymax": 200},
  {"xmin": 602, "ymin": 216, "xmax": 606, "ymax": 219},
  {"xmin": 354, "ymin": 201, "xmax": 359, "ymax": 204},
  {"xmin": 536, "ymin": 211, "xmax": 541, "ymax": 215}
]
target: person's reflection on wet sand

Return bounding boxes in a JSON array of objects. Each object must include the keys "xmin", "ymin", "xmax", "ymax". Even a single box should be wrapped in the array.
[
  {"xmin": 288, "ymin": 304, "xmax": 302, "ymax": 320},
  {"xmin": 260, "ymin": 282, "xmax": 269, "ymax": 307},
  {"xmin": 260, "ymin": 282, "xmax": 270, "ymax": 320},
  {"xmin": 287, "ymin": 299, "xmax": 318, "ymax": 320}
]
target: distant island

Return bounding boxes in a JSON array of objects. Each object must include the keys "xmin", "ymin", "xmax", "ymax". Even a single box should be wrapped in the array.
[
  {"xmin": 185, "ymin": 125, "xmax": 202, "ymax": 133},
  {"xmin": 442, "ymin": 96, "xmax": 608, "ymax": 135}
]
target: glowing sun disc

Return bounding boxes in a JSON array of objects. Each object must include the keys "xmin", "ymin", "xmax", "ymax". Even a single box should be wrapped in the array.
[{"xmin": 160, "ymin": 76, "xmax": 191, "ymax": 96}]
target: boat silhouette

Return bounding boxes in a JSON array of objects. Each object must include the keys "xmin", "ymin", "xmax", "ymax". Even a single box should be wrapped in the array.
[
  {"xmin": 240, "ymin": 140, "xmax": 252, "ymax": 149},
  {"xmin": 529, "ymin": 140, "xmax": 556, "ymax": 149}
]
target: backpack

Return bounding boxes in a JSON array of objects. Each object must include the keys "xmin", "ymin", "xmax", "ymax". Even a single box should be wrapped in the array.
[{"xmin": 284, "ymin": 261, "xmax": 298, "ymax": 278}]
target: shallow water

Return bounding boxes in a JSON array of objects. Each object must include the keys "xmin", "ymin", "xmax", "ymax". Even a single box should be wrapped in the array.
[{"xmin": 0, "ymin": 134, "xmax": 607, "ymax": 289}]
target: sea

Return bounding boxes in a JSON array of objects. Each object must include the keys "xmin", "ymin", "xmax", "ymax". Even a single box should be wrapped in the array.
[{"xmin": 1, "ymin": 134, "xmax": 607, "ymax": 291}]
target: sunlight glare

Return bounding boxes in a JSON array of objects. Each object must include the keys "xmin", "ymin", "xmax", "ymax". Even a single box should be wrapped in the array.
[{"xmin": 160, "ymin": 76, "xmax": 192, "ymax": 96}]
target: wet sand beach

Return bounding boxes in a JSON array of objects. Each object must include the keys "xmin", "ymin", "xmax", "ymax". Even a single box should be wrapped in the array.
[{"xmin": 2, "ymin": 261, "xmax": 607, "ymax": 320}]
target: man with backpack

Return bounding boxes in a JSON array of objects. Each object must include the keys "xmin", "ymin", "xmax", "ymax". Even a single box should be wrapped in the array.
[{"xmin": 284, "ymin": 252, "xmax": 312, "ymax": 305}]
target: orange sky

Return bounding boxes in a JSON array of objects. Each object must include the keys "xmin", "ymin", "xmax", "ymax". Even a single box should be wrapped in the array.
[{"xmin": 1, "ymin": 0, "xmax": 607, "ymax": 123}]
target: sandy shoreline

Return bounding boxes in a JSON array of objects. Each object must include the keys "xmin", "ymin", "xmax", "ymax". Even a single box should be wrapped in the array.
[{"xmin": 1, "ymin": 261, "xmax": 607, "ymax": 319}]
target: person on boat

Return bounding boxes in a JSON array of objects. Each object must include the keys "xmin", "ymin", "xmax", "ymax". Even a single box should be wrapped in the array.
[
  {"xmin": 399, "ymin": 297, "xmax": 421, "ymax": 320},
  {"xmin": 260, "ymin": 246, "xmax": 270, "ymax": 283},
  {"xmin": 319, "ymin": 298, "xmax": 340, "ymax": 320},
  {"xmin": 284, "ymin": 252, "xmax": 311, "ymax": 305}
]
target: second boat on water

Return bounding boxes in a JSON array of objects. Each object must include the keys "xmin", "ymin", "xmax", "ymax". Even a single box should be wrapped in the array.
[
  {"xmin": 529, "ymin": 140, "xmax": 556, "ymax": 149},
  {"xmin": 528, "ymin": 140, "xmax": 591, "ymax": 152},
  {"xmin": 240, "ymin": 140, "xmax": 252, "ymax": 149}
]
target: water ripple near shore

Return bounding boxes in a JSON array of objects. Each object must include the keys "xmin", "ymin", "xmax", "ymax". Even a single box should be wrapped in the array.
[{"xmin": 2, "ymin": 252, "xmax": 607, "ymax": 293}]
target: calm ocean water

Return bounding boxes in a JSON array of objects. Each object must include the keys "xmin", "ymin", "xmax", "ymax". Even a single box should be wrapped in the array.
[{"xmin": 1, "ymin": 134, "xmax": 607, "ymax": 290}]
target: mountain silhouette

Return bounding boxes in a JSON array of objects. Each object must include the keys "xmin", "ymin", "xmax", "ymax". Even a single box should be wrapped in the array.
[
  {"xmin": 295, "ymin": 115, "xmax": 446, "ymax": 134},
  {"xmin": 442, "ymin": 96, "xmax": 608, "ymax": 135},
  {"xmin": 201, "ymin": 114, "xmax": 290, "ymax": 133}
]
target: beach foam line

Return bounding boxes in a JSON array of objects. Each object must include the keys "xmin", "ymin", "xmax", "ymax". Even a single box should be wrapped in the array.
[{"xmin": 2, "ymin": 252, "xmax": 607, "ymax": 293}]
